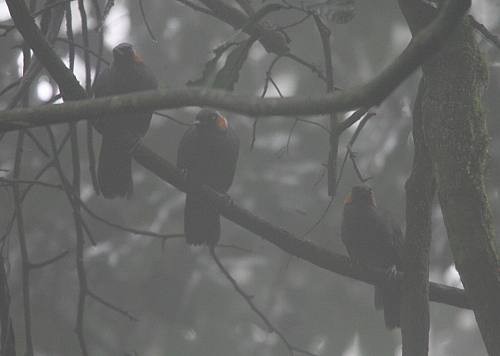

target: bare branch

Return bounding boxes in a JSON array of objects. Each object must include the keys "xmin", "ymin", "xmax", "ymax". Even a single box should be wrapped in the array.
[
  {"xmin": 13, "ymin": 131, "xmax": 34, "ymax": 356},
  {"xmin": 0, "ymin": 255, "xmax": 15, "ymax": 355},
  {"xmin": 88, "ymin": 290, "xmax": 138, "ymax": 322},
  {"xmin": 138, "ymin": 0, "xmax": 158, "ymax": 43},
  {"xmin": 133, "ymin": 143, "xmax": 470, "ymax": 310},
  {"xmin": 78, "ymin": 198, "xmax": 184, "ymax": 241},
  {"xmin": 210, "ymin": 247, "xmax": 317, "ymax": 356},
  {"xmin": 175, "ymin": 0, "xmax": 213, "ymax": 16},
  {"xmin": 313, "ymin": 14, "xmax": 338, "ymax": 197},
  {"xmin": 153, "ymin": 111, "xmax": 191, "ymax": 126},
  {"xmin": 0, "ymin": 177, "xmax": 61, "ymax": 189},
  {"xmin": 29, "ymin": 249, "xmax": 70, "ymax": 269},
  {"xmin": 0, "ymin": 0, "xmax": 472, "ymax": 132},
  {"xmin": 55, "ymin": 38, "xmax": 110, "ymax": 65},
  {"xmin": 46, "ymin": 126, "xmax": 89, "ymax": 356}
]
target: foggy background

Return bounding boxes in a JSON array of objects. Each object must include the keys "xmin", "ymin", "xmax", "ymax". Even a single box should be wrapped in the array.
[{"xmin": 0, "ymin": 0, "xmax": 499, "ymax": 355}]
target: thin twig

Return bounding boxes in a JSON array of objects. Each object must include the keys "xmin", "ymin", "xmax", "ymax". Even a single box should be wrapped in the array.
[
  {"xmin": 77, "ymin": 0, "xmax": 91, "ymax": 90},
  {"xmin": 46, "ymin": 126, "xmax": 89, "ymax": 356},
  {"xmin": 14, "ymin": 45, "xmax": 34, "ymax": 356},
  {"xmin": 13, "ymin": 130, "xmax": 34, "ymax": 356},
  {"xmin": 138, "ymin": 0, "xmax": 158, "ymax": 43},
  {"xmin": 284, "ymin": 53, "xmax": 326, "ymax": 82},
  {"xmin": 88, "ymin": 290, "xmax": 138, "ymax": 322},
  {"xmin": 338, "ymin": 107, "xmax": 371, "ymax": 132},
  {"xmin": 299, "ymin": 197, "xmax": 334, "ymax": 239},
  {"xmin": 0, "ymin": 79, "xmax": 21, "ymax": 98},
  {"xmin": 209, "ymin": 247, "xmax": 317, "ymax": 356},
  {"xmin": 313, "ymin": 14, "xmax": 338, "ymax": 197},
  {"xmin": 278, "ymin": 13, "xmax": 312, "ymax": 31},
  {"xmin": 337, "ymin": 112, "xmax": 375, "ymax": 186},
  {"xmin": 79, "ymin": 199, "xmax": 184, "ymax": 241},
  {"xmin": 29, "ymin": 249, "xmax": 70, "ymax": 269},
  {"xmin": 0, "ymin": 177, "xmax": 61, "ymax": 189},
  {"xmin": 24, "ymin": 130, "xmax": 49, "ymax": 157},
  {"xmin": 267, "ymin": 76, "xmax": 301, "ymax": 156},
  {"xmin": 0, "ymin": 254, "xmax": 15, "ymax": 354},
  {"xmin": 153, "ymin": 111, "xmax": 191, "ymax": 126},
  {"xmin": 90, "ymin": 0, "xmax": 105, "ymax": 194},
  {"xmin": 251, "ymin": 55, "xmax": 283, "ymax": 150},
  {"xmin": 55, "ymin": 38, "xmax": 110, "ymax": 64},
  {"xmin": 175, "ymin": 0, "xmax": 214, "ymax": 16}
]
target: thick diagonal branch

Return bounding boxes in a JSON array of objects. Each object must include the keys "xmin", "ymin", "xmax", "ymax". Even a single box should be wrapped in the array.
[
  {"xmin": 132, "ymin": 143, "xmax": 468, "ymax": 309},
  {"xmin": 6, "ymin": 0, "xmax": 470, "ymax": 315}
]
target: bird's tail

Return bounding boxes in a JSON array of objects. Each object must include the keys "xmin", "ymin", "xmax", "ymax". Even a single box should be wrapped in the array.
[
  {"xmin": 184, "ymin": 192, "xmax": 220, "ymax": 245},
  {"xmin": 97, "ymin": 137, "xmax": 133, "ymax": 199},
  {"xmin": 375, "ymin": 285, "xmax": 401, "ymax": 329}
]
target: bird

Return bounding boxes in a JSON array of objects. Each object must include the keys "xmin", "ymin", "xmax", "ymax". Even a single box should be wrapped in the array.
[
  {"xmin": 341, "ymin": 185, "xmax": 403, "ymax": 329},
  {"xmin": 92, "ymin": 42, "xmax": 158, "ymax": 198},
  {"xmin": 177, "ymin": 109, "xmax": 239, "ymax": 246}
]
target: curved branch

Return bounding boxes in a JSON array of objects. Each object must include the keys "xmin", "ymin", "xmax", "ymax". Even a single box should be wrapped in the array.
[
  {"xmin": 1, "ymin": 0, "xmax": 471, "ymax": 132},
  {"xmin": 5, "ymin": 0, "xmax": 470, "ymax": 312}
]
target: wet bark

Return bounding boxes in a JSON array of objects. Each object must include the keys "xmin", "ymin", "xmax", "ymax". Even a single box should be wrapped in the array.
[
  {"xmin": 402, "ymin": 79, "xmax": 436, "ymax": 356},
  {"xmin": 422, "ymin": 17, "xmax": 500, "ymax": 355}
]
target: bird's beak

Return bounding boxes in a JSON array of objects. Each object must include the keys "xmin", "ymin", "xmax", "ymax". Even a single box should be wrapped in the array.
[
  {"xmin": 132, "ymin": 51, "xmax": 143, "ymax": 63},
  {"xmin": 344, "ymin": 192, "xmax": 352, "ymax": 205},
  {"xmin": 215, "ymin": 115, "xmax": 228, "ymax": 130}
]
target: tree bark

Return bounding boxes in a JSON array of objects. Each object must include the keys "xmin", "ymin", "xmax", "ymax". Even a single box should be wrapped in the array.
[
  {"xmin": 402, "ymin": 79, "xmax": 436, "ymax": 356},
  {"xmin": 421, "ymin": 16, "xmax": 500, "ymax": 355},
  {"xmin": 0, "ymin": 256, "xmax": 15, "ymax": 356}
]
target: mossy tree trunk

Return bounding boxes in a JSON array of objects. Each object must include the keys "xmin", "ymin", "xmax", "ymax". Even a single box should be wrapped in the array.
[
  {"xmin": 422, "ymin": 16, "xmax": 500, "ymax": 354},
  {"xmin": 401, "ymin": 1, "xmax": 500, "ymax": 353}
]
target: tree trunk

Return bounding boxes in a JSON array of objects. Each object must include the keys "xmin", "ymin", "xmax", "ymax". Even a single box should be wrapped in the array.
[
  {"xmin": 421, "ymin": 16, "xmax": 500, "ymax": 356},
  {"xmin": 400, "ymin": 1, "xmax": 500, "ymax": 354},
  {"xmin": 402, "ymin": 79, "xmax": 436, "ymax": 356}
]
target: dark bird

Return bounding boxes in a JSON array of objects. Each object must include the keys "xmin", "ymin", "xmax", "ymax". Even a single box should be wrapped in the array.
[
  {"xmin": 92, "ymin": 42, "xmax": 158, "ymax": 198},
  {"xmin": 341, "ymin": 185, "xmax": 403, "ymax": 329},
  {"xmin": 177, "ymin": 109, "xmax": 239, "ymax": 246}
]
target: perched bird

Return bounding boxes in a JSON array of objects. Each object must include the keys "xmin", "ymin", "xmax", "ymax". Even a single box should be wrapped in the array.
[
  {"xmin": 177, "ymin": 109, "xmax": 239, "ymax": 246},
  {"xmin": 341, "ymin": 185, "xmax": 403, "ymax": 329},
  {"xmin": 92, "ymin": 42, "xmax": 158, "ymax": 198}
]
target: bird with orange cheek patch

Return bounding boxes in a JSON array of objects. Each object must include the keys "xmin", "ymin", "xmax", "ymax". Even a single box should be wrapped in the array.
[
  {"xmin": 341, "ymin": 185, "xmax": 403, "ymax": 329},
  {"xmin": 177, "ymin": 109, "xmax": 239, "ymax": 246},
  {"xmin": 92, "ymin": 42, "xmax": 158, "ymax": 198}
]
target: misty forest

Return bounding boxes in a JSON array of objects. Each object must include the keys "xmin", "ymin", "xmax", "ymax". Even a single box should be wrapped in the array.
[{"xmin": 0, "ymin": 0, "xmax": 500, "ymax": 355}]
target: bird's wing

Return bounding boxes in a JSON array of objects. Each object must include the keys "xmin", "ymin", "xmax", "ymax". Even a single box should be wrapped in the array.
[
  {"xmin": 217, "ymin": 128, "xmax": 240, "ymax": 191},
  {"xmin": 92, "ymin": 67, "xmax": 112, "ymax": 97},
  {"xmin": 177, "ymin": 126, "xmax": 197, "ymax": 169},
  {"xmin": 375, "ymin": 210, "xmax": 403, "ymax": 265}
]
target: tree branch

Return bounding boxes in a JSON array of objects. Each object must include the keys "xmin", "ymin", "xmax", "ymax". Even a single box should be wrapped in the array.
[
  {"xmin": 1, "ymin": 0, "xmax": 471, "ymax": 132},
  {"xmin": 210, "ymin": 247, "xmax": 316, "ymax": 356},
  {"xmin": 132, "ymin": 143, "xmax": 470, "ymax": 310},
  {"xmin": 5, "ymin": 0, "xmax": 471, "ymax": 318}
]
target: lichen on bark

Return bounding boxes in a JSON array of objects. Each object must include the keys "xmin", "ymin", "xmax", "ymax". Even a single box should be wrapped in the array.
[{"xmin": 421, "ymin": 16, "xmax": 500, "ymax": 355}]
